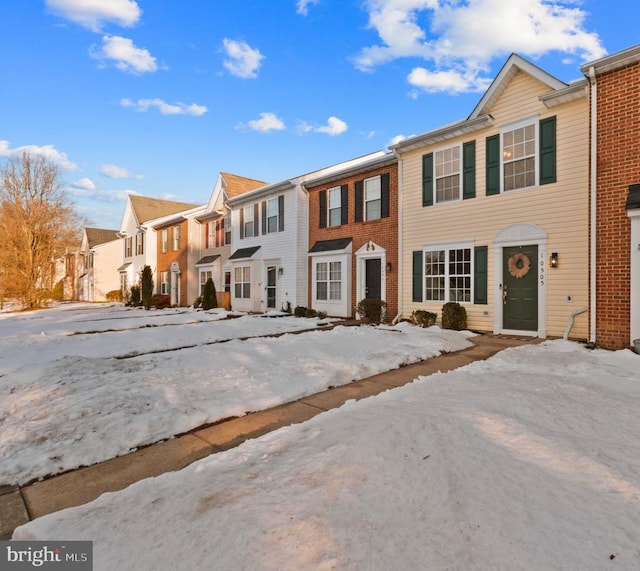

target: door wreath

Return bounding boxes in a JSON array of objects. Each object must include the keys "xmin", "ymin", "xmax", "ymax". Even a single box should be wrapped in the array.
[{"xmin": 508, "ymin": 253, "xmax": 531, "ymax": 279}]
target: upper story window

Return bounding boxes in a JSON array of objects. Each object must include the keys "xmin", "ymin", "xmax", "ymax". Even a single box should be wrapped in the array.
[
  {"xmin": 354, "ymin": 173, "xmax": 390, "ymax": 223},
  {"xmin": 328, "ymin": 187, "xmax": 342, "ymax": 227},
  {"xmin": 173, "ymin": 225, "xmax": 181, "ymax": 250},
  {"xmin": 124, "ymin": 236, "xmax": 133, "ymax": 258},
  {"xmin": 206, "ymin": 222, "xmax": 215, "ymax": 249},
  {"xmin": 485, "ymin": 116, "xmax": 556, "ymax": 196},
  {"xmin": 266, "ymin": 198, "xmax": 278, "ymax": 233},
  {"xmin": 502, "ymin": 122, "xmax": 536, "ymax": 191},
  {"xmin": 224, "ymin": 213, "xmax": 231, "ymax": 245},
  {"xmin": 161, "ymin": 229, "xmax": 169, "ymax": 253},
  {"xmin": 135, "ymin": 231, "xmax": 144, "ymax": 255},
  {"xmin": 435, "ymin": 145, "xmax": 461, "ymax": 203},
  {"xmin": 364, "ymin": 176, "xmax": 381, "ymax": 220},
  {"xmin": 261, "ymin": 195, "xmax": 284, "ymax": 234},
  {"xmin": 243, "ymin": 205, "xmax": 255, "ymax": 238},
  {"xmin": 319, "ymin": 185, "xmax": 347, "ymax": 228}
]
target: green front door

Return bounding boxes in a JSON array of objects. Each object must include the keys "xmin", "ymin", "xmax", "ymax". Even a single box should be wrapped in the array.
[{"xmin": 503, "ymin": 245, "xmax": 538, "ymax": 331}]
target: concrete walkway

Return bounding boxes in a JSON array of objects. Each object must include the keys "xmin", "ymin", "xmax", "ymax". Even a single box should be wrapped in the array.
[{"xmin": 0, "ymin": 333, "xmax": 539, "ymax": 539}]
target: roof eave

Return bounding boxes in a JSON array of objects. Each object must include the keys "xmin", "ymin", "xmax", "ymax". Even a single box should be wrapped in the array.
[
  {"xmin": 227, "ymin": 180, "xmax": 296, "ymax": 206},
  {"xmin": 302, "ymin": 153, "xmax": 397, "ymax": 189},
  {"xmin": 392, "ymin": 115, "xmax": 494, "ymax": 154},
  {"xmin": 539, "ymin": 79, "xmax": 588, "ymax": 108},
  {"xmin": 581, "ymin": 44, "xmax": 640, "ymax": 76}
]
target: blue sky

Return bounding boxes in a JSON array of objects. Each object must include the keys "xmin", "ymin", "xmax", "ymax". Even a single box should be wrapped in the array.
[{"xmin": 2, "ymin": 0, "xmax": 639, "ymax": 230}]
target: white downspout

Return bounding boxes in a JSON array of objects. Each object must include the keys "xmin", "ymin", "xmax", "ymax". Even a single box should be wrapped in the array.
[
  {"xmin": 392, "ymin": 149, "xmax": 403, "ymax": 324},
  {"xmin": 588, "ymin": 67, "xmax": 597, "ymax": 345}
]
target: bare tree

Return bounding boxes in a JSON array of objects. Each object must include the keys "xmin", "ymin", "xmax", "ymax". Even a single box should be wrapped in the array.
[{"xmin": 0, "ymin": 152, "xmax": 82, "ymax": 309}]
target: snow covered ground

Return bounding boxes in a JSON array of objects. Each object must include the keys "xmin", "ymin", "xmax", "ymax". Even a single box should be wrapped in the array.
[
  {"xmin": 0, "ymin": 303, "xmax": 472, "ymax": 485},
  {"xmin": 13, "ymin": 338, "xmax": 640, "ymax": 570}
]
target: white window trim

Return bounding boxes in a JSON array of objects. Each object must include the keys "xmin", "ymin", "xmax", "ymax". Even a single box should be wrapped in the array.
[
  {"xmin": 363, "ymin": 175, "xmax": 382, "ymax": 221},
  {"xmin": 433, "ymin": 142, "xmax": 462, "ymax": 204},
  {"xmin": 266, "ymin": 198, "xmax": 279, "ymax": 234},
  {"xmin": 422, "ymin": 240, "xmax": 474, "ymax": 305},
  {"xmin": 328, "ymin": 186, "xmax": 341, "ymax": 227},
  {"xmin": 243, "ymin": 205, "xmax": 255, "ymax": 238},
  {"xmin": 500, "ymin": 115, "xmax": 539, "ymax": 193}
]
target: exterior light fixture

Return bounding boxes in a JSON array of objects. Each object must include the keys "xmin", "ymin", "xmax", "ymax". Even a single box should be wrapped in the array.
[
  {"xmin": 386, "ymin": 262, "xmax": 392, "ymax": 272},
  {"xmin": 550, "ymin": 252, "xmax": 559, "ymax": 268}
]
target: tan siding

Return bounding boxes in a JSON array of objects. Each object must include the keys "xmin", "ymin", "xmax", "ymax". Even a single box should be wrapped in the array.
[{"xmin": 400, "ymin": 73, "xmax": 590, "ymax": 339}]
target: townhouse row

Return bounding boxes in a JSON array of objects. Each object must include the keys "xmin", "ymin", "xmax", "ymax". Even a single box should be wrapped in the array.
[{"xmin": 72, "ymin": 45, "xmax": 640, "ymax": 350}]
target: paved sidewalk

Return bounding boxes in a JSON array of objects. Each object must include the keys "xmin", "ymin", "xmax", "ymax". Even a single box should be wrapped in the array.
[{"xmin": 0, "ymin": 333, "xmax": 539, "ymax": 539}]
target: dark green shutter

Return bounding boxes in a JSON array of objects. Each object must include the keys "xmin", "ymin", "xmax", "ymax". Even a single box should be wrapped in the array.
[
  {"xmin": 261, "ymin": 201, "xmax": 267, "ymax": 235},
  {"xmin": 354, "ymin": 180, "xmax": 363, "ymax": 223},
  {"xmin": 253, "ymin": 204, "xmax": 259, "ymax": 236},
  {"xmin": 380, "ymin": 172, "xmax": 390, "ymax": 218},
  {"xmin": 486, "ymin": 134, "xmax": 500, "ymax": 196},
  {"xmin": 462, "ymin": 141, "xmax": 476, "ymax": 200},
  {"xmin": 539, "ymin": 116, "xmax": 556, "ymax": 185},
  {"xmin": 340, "ymin": 185, "xmax": 348, "ymax": 225},
  {"xmin": 474, "ymin": 245, "xmax": 488, "ymax": 304},
  {"xmin": 412, "ymin": 250, "xmax": 423, "ymax": 302},
  {"xmin": 319, "ymin": 190, "xmax": 327, "ymax": 228},
  {"xmin": 278, "ymin": 195, "xmax": 285, "ymax": 231},
  {"xmin": 422, "ymin": 153, "xmax": 433, "ymax": 207}
]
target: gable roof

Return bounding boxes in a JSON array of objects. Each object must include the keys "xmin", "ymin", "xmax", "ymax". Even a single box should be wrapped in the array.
[
  {"xmin": 221, "ymin": 172, "xmax": 269, "ymax": 199},
  {"xmin": 469, "ymin": 53, "xmax": 567, "ymax": 119},
  {"xmin": 129, "ymin": 195, "xmax": 199, "ymax": 225},
  {"xmin": 85, "ymin": 227, "xmax": 119, "ymax": 248}
]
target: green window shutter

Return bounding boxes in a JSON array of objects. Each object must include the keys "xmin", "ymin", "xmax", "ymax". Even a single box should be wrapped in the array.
[
  {"xmin": 278, "ymin": 195, "xmax": 285, "ymax": 231},
  {"xmin": 474, "ymin": 246, "xmax": 488, "ymax": 304},
  {"xmin": 354, "ymin": 180, "xmax": 364, "ymax": 223},
  {"xmin": 340, "ymin": 185, "xmax": 348, "ymax": 225},
  {"xmin": 462, "ymin": 141, "xmax": 476, "ymax": 200},
  {"xmin": 486, "ymin": 134, "xmax": 500, "ymax": 196},
  {"xmin": 422, "ymin": 153, "xmax": 433, "ymax": 207},
  {"xmin": 380, "ymin": 172, "xmax": 390, "ymax": 218},
  {"xmin": 539, "ymin": 116, "xmax": 556, "ymax": 185},
  {"xmin": 319, "ymin": 190, "xmax": 327, "ymax": 228},
  {"xmin": 412, "ymin": 250, "xmax": 423, "ymax": 302},
  {"xmin": 261, "ymin": 201, "xmax": 267, "ymax": 235}
]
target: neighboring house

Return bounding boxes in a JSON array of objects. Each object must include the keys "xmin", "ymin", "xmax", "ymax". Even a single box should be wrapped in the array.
[
  {"xmin": 580, "ymin": 45, "xmax": 640, "ymax": 349},
  {"xmin": 77, "ymin": 228, "xmax": 120, "ymax": 301},
  {"xmin": 194, "ymin": 172, "xmax": 268, "ymax": 308},
  {"xmin": 303, "ymin": 152, "xmax": 398, "ymax": 319},
  {"xmin": 152, "ymin": 204, "xmax": 205, "ymax": 307},
  {"xmin": 393, "ymin": 54, "xmax": 590, "ymax": 340},
  {"xmin": 118, "ymin": 195, "xmax": 199, "ymax": 298},
  {"xmin": 227, "ymin": 152, "xmax": 385, "ymax": 314}
]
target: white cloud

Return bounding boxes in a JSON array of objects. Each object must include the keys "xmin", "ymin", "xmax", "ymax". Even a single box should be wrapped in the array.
[
  {"xmin": 222, "ymin": 38, "xmax": 264, "ymax": 79},
  {"xmin": 67, "ymin": 186, "xmax": 139, "ymax": 202},
  {"xmin": 245, "ymin": 112, "xmax": 286, "ymax": 133},
  {"xmin": 45, "ymin": 0, "xmax": 141, "ymax": 31},
  {"xmin": 91, "ymin": 35, "xmax": 157, "ymax": 74},
  {"xmin": 120, "ymin": 98, "xmax": 208, "ymax": 116},
  {"xmin": 100, "ymin": 164, "xmax": 143, "ymax": 179},
  {"xmin": 387, "ymin": 134, "xmax": 408, "ymax": 148},
  {"xmin": 407, "ymin": 67, "xmax": 491, "ymax": 94},
  {"xmin": 354, "ymin": 0, "xmax": 606, "ymax": 93},
  {"xmin": 296, "ymin": 0, "xmax": 320, "ymax": 16},
  {"xmin": 295, "ymin": 120, "xmax": 314, "ymax": 135},
  {"xmin": 0, "ymin": 140, "xmax": 78, "ymax": 171},
  {"xmin": 71, "ymin": 177, "xmax": 96, "ymax": 190},
  {"xmin": 315, "ymin": 116, "xmax": 348, "ymax": 136}
]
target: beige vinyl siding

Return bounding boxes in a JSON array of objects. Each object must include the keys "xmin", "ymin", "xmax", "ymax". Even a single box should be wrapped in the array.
[{"xmin": 401, "ymin": 72, "xmax": 589, "ymax": 339}]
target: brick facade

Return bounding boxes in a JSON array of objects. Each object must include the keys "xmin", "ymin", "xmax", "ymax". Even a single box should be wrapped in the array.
[
  {"xmin": 307, "ymin": 162, "xmax": 399, "ymax": 320},
  {"xmin": 594, "ymin": 61, "xmax": 640, "ymax": 348},
  {"xmin": 156, "ymin": 219, "xmax": 190, "ymax": 306}
]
